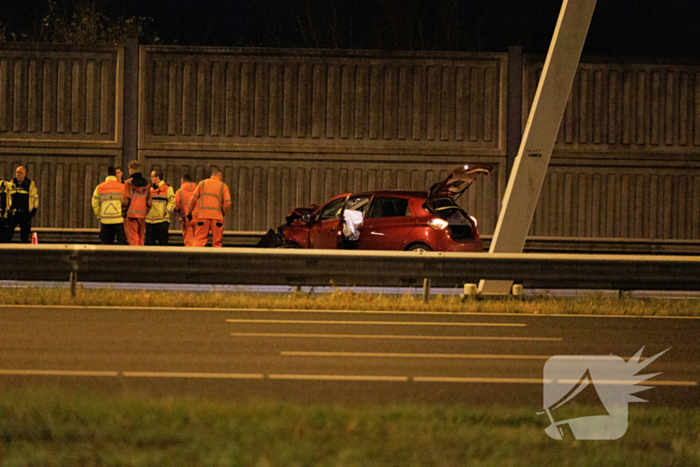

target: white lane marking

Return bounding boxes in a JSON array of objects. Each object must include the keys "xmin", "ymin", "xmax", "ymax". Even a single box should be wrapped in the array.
[
  {"xmin": 0, "ymin": 369, "xmax": 694, "ymax": 386},
  {"xmin": 414, "ymin": 376, "xmax": 697, "ymax": 386},
  {"xmin": 0, "ymin": 369, "xmax": 118, "ymax": 377},
  {"xmin": 231, "ymin": 332, "xmax": 561, "ymax": 341},
  {"xmin": 226, "ymin": 319, "xmax": 525, "ymax": 327},
  {"xmin": 123, "ymin": 372, "xmax": 264, "ymax": 379},
  {"xmin": 415, "ymin": 376, "xmax": 546, "ymax": 384},
  {"xmin": 280, "ymin": 351, "xmax": 648, "ymax": 361},
  {"xmin": 268, "ymin": 374, "xmax": 408, "ymax": 382},
  {"xmin": 3, "ymin": 304, "xmax": 699, "ymax": 319}
]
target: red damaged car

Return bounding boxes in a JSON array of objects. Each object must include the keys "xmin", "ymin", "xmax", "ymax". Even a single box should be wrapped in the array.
[{"xmin": 276, "ymin": 164, "xmax": 493, "ymax": 252}]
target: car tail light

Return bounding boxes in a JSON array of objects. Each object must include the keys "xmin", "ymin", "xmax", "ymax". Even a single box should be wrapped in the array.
[
  {"xmin": 469, "ymin": 215, "xmax": 478, "ymax": 227},
  {"xmin": 428, "ymin": 218, "xmax": 449, "ymax": 230}
]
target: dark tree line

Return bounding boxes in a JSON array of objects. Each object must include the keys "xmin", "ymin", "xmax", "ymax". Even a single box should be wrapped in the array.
[
  {"xmin": 2, "ymin": 0, "xmax": 700, "ymax": 58},
  {"xmin": 218, "ymin": 0, "xmax": 562, "ymax": 52},
  {"xmin": 1, "ymin": 0, "xmax": 158, "ymax": 44}
]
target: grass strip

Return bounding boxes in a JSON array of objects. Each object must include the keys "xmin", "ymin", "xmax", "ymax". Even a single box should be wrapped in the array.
[
  {"xmin": 0, "ymin": 386, "xmax": 698, "ymax": 466},
  {"xmin": 0, "ymin": 286, "xmax": 699, "ymax": 317}
]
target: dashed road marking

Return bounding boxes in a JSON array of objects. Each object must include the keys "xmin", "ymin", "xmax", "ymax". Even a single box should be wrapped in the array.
[
  {"xmin": 414, "ymin": 376, "xmax": 546, "ymax": 384},
  {"xmin": 280, "ymin": 351, "xmax": 648, "ymax": 360},
  {"xmin": 123, "ymin": 371, "xmax": 264, "ymax": 379},
  {"xmin": 226, "ymin": 318, "xmax": 525, "ymax": 327},
  {"xmin": 0, "ymin": 369, "xmax": 118, "ymax": 377},
  {"xmin": 230, "ymin": 332, "xmax": 559, "ymax": 341},
  {"xmin": 0, "ymin": 369, "xmax": 693, "ymax": 386},
  {"xmin": 413, "ymin": 376, "xmax": 697, "ymax": 386},
  {"xmin": 267, "ymin": 374, "xmax": 409, "ymax": 382}
]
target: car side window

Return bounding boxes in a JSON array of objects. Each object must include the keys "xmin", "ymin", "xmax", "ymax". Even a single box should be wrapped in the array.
[
  {"xmin": 345, "ymin": 195, "xmax": 372, "ymax": 217},
  {"xmin": 317, "ymin": 197, "xmax": 347, "ymax": 221},
  {"xmin": 367, "ymin": 197, "xmax": 410, "ymax": 219}
]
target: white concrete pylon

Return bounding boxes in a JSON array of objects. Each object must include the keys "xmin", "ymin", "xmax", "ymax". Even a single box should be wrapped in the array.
[{"xmin": 479, "ymin": 0, "xmax": 598, "ymax": 295}]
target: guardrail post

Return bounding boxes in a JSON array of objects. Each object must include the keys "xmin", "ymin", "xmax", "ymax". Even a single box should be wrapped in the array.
[
  {"xmin": 423, "ymin": 278, "xmax": 431, "ymax": 302},
  {"xmin": 69, "ymin": 251, "xmax": 79, "ymax": 298},
  {"xmin": 463, "ymin": 283, "xmax": 478, "ymax": 298},
  {"xmin": 512, "ymin": 284, "xmax": 524, "ymax": 297}
]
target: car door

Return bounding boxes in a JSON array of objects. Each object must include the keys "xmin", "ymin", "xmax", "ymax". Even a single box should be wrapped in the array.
[
  {"xmin": 308, "ymin": 196, "xmax": 348, "ymax": 249},
  {"xmin": 358, "ymin": 196, "xmax": 416, "ymax": 250}
]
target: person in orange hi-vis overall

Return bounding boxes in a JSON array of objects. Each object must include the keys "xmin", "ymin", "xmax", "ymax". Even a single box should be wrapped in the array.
[
  {"xmin": 174, "ymin": 173, "xmax": 198, "ymax": 247},
  {"xmin": 187, "ymin": 168, "xmax": 231, "ymax": 248},
  {"xmin": 121, "ymin": 160, "xmax": 152, "ymax": 246}
]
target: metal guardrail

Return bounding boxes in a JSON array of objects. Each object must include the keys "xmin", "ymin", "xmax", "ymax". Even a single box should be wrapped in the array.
[
  {"xmin": 29, "ymin": 229, "xmax": 700, "ymax": 255},
  {"xmin": 517, "ymin": 237, "xmax": 700, "ymax": 255},
  {"xmin": 30, "ymin": 228, "xmax": 265, "ymax": 247},
  {"xmin": 2, "ymin": 244, "xmax": 700, "ymax": 293}
]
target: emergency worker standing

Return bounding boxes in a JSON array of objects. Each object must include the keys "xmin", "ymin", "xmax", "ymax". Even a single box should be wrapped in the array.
[
  {"xmin": 121, "ymin": 160, "xmax": 152, "ymax": 246},
  {"xmin": 187, "ymin": 168, "xmax": 231, "ymax": 247},
  {"xmin": 0, "ymin": 176, "xmax": 11, "ymax": 243},
  {"xmin": 145, "ymin": 169, "xmax": 175, "ymax": 245},
  {"xmin": 7, "ymin": 166, "xmax": 39, "ymax": 243},
  {"xmin": 91, "ymin": 166, "xmax": 127, "ymax": 245},
  {"xmin": 174, "ymin": 173, "xmax": 198, "ymax": 246}
]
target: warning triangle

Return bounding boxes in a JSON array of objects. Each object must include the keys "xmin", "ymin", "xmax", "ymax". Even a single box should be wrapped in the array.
[{"xmin": 103, "ymin": 203, "xmax": 120, "ymax": 215}]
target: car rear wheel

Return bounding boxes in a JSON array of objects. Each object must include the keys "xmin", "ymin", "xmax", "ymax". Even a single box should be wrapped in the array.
[{"xmin": 406, "ymin": 243, "xmax": 432, "ymax": 252}]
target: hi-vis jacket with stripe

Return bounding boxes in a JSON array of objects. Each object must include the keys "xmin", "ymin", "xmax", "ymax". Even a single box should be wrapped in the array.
[
  {"xmin": 122, "ymin": 172, "xmax": 152, "ymax": 219},
  {"xmin": 146, "ymin": 180, "xmax": 175, "ymax": 224},
  {"xmin": 9, "ymin": 177, "xmax": 38, "ymax": 214},
  {"xmin": 175, "ymin": 182, "xmax": 198, "ymax": 218},
  {"xmin": 187, "ymin": 177, "xmax": 231, "ymax": 221},
  {"xmin": 91, "ymin": 176, "xmax": 124, "ymax": 224}
]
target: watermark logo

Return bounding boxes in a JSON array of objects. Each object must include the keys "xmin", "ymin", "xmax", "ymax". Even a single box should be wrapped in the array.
[{"xmin": 539, "ymin": 347, "xmax": 669, "ymax": 440}]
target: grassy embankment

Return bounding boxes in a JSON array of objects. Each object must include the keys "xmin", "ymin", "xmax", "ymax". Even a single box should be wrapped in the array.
[
  {"xmin": 0, "ymin": 387, "xmax": 698, "ymax": 466},
  {"xmin": 0, "ymin": 286, "xmax": 699, "ymax": 317}
]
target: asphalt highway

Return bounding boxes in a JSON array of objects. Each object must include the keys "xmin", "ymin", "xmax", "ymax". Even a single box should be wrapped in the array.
[{"xmin": 0, "ymin": 306, "xmax": 697, "ymax": 408}]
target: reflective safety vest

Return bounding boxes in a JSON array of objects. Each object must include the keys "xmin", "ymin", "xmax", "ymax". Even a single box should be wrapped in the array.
[
  {"xmin": 92, "ymin": 176, "xmax": 124, "ymax": 224},
  {"xmin": 146, "ymin": 180, "xmax": 175, "ymax": 224},
  {"xmin": 187, "ymin": 177, "xmax": 231, "ymax": 221},
  {"xmin": 9, "ymin": 177, "xmax": 38, "ymax": 214},
  {"xmin": 0, "ymin": 180, "xmax": 11, "ymax": 219},
  {"xmin": 175, "ymin": 182, "xmax": 198, "ymax": 218},
  {"xmin": 122, "ymin": 174, "xmax": 152, "ymax": 219}
]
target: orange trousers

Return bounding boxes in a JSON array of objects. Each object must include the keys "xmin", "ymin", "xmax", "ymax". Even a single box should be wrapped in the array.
[
  {"xmin": 180, "ymin": 217, "xmax": 197, "ymax": 247},
  {"xmin": 193, "ymin": 218, "xmax": 224, "ymax": 247},
  {"xmin": 125, "ymin": 218, "xmax": 146, "ymax": 246}
]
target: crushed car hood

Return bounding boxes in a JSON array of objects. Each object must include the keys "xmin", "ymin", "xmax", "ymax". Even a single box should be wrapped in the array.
[{"xmin": 285, "ymin": 205, "xmax": 318, "ymax": 225}]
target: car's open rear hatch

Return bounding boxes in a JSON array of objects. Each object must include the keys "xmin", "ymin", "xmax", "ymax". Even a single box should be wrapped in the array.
[
  {"xmin": 426, "ymin": 198, "xmax": 477, "ymax": 241},
  {"xmin": 428, "ymin": 164, "xmax": 493, "ymax": 202}
]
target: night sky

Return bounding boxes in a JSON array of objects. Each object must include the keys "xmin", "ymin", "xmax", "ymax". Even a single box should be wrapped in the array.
[{"xmin": 2, "ymin": 0, "xmax": 699, "ymax": 58}]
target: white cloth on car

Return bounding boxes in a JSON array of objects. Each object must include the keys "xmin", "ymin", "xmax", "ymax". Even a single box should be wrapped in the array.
[{"xmin": 342, "ymin": 209, "xmax": 363, "ymax": 241}]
